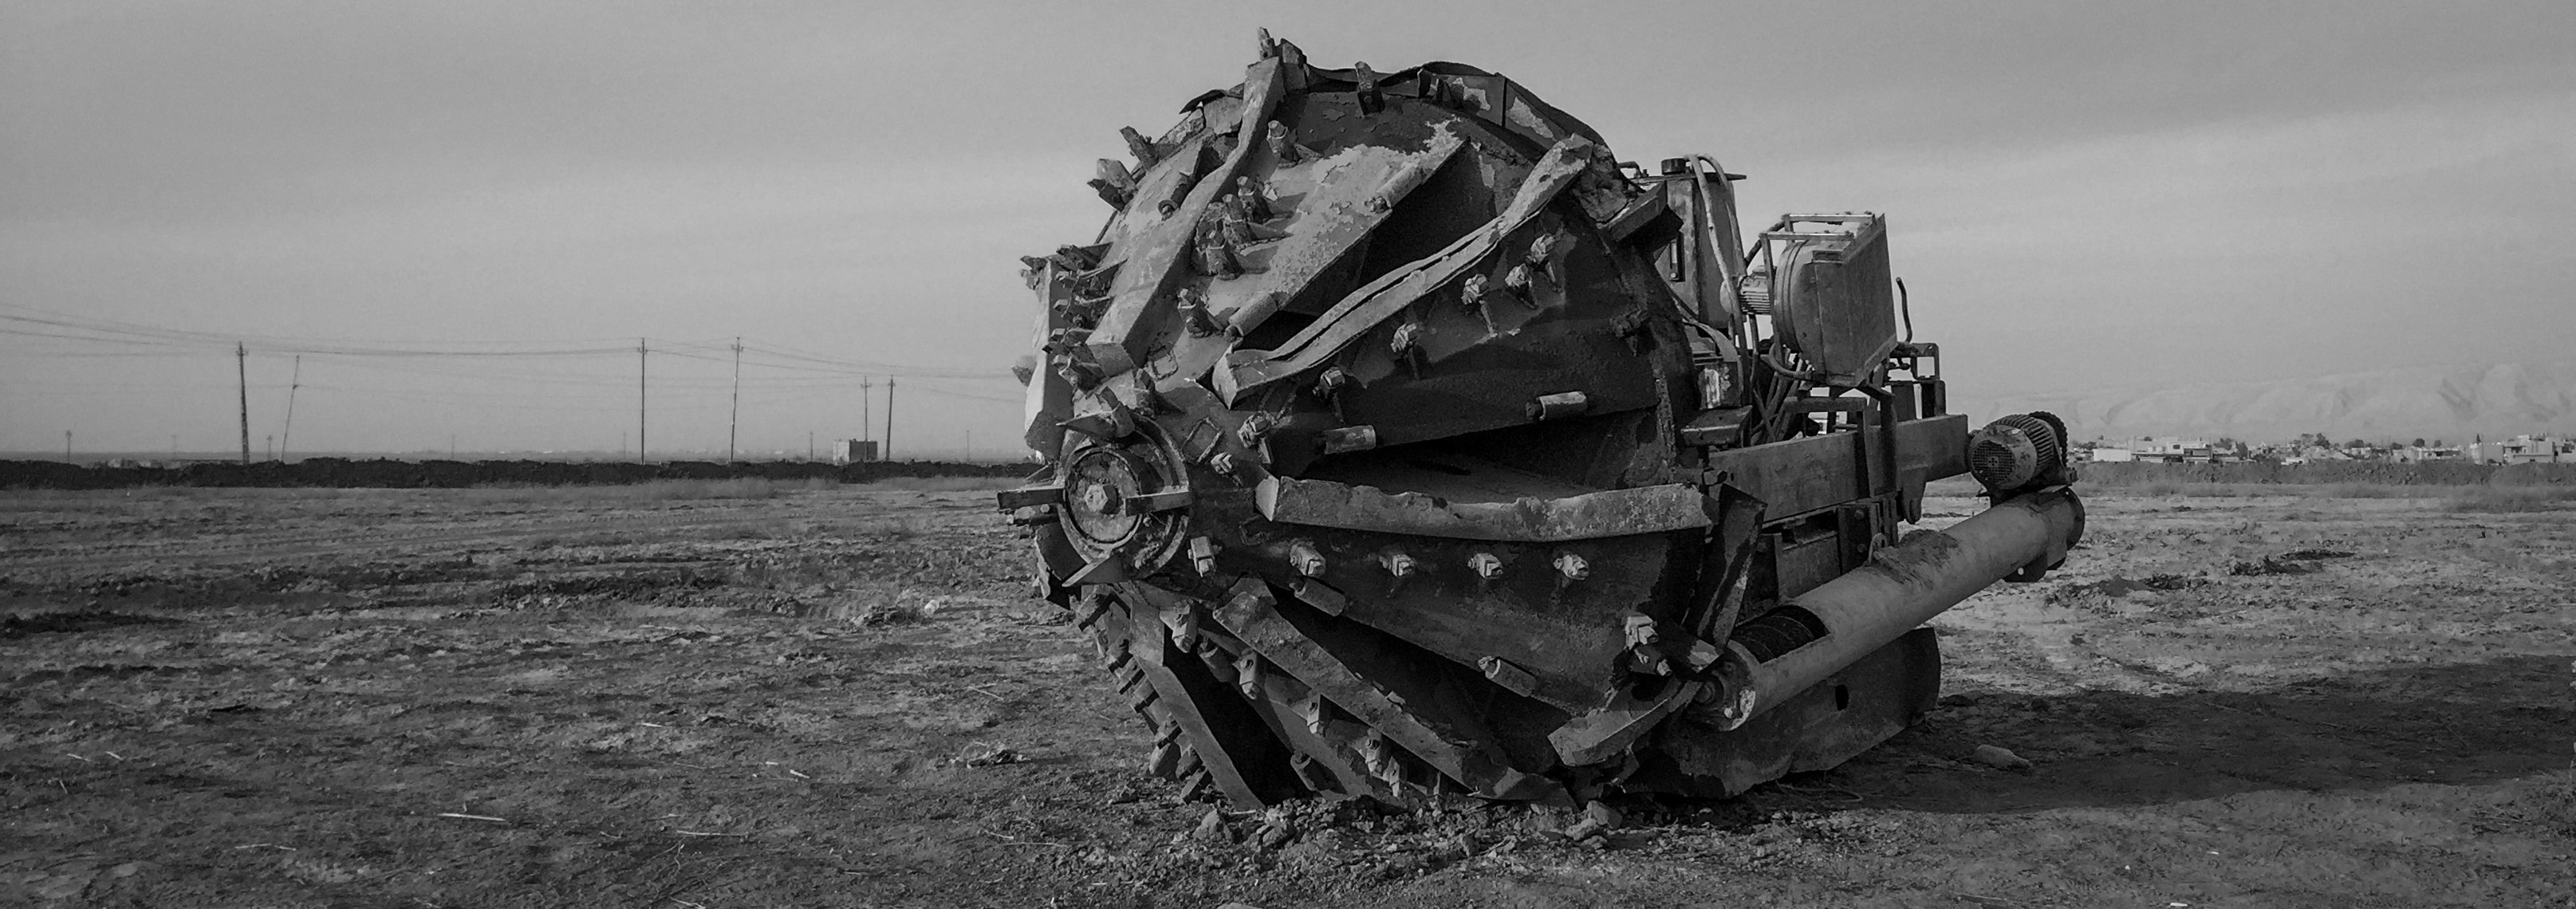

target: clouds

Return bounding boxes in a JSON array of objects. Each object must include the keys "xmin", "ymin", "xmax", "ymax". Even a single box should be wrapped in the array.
[{"xmin": 4, "ymin": 1, "xmax": 2571, "ymax": 452}]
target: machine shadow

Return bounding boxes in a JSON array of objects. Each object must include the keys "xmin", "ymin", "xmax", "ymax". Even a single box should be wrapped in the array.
[{"xmin": 1795, "ymin": 653, "xmax": 2571, "ymax": 813}]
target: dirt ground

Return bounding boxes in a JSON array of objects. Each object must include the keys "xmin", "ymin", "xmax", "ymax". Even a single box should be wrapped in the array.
[{"xmin": 4, "ymin": 482, "xmax": 2571, "ymax": 908}]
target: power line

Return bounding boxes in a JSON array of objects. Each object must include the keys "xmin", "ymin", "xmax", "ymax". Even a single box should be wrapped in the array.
[
  {"xmin": 727, "ymin": 336, "xmax": 742, "ymax": 465},
  {"xmin": 281, "ymin": 355, "xmax": 301, "ymax": 462},
  {"xmin": 2, "ymin": 305, "xmax": 1011, "ymax": 377},
  {"xmin": 637, "ymin": 338, "xmax": 648, "ymax": 465},
  {"xmin": 4, "ymin": 306, "xmax": 1029, "ymax": 455},
  {"xmin": 236, "ymin": 342, "xmax": 250, "ymax": 464}
]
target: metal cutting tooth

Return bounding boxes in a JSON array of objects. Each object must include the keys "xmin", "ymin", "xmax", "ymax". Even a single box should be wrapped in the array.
[
  {"xmin": 1235, "ymin": 652, "xmax": 1263, "ymax": 698},
  {"xmin": 1297, "ymin": 696, "xmax": 1328, "ymax": 737},
  {"xmin": 1179, "ymin": 771, "xmax": 1215, "ymax": 802}
]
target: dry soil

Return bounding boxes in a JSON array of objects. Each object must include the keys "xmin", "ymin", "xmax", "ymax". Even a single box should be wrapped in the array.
[{"xmin": 3, "ymin": 484, "xmax": 2571, "ymax": 908}]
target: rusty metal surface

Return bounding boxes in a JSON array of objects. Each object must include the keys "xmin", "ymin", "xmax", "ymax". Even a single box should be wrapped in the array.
[
  {"xmin": 1255, "ymin": 475, "xmax": 1709, "ymax": 541},
  {"xmin": 999, "ymin": 33, "xmax": 2074, "ymax": 809},
  {"xmin": 1211, "ymin": 580, "xmax": 1559, "ymax": 801},
  {"xmin": 1219, "ymin": 136, "xmax": 1598, "ymax": 399},
  {"xmin": 1701, "ymin": 414, "xmax": 1967, "ymax": 519},
  {"xmin": 1703, "ymin": 488, "xmax": 2085, "ymax": 730}
]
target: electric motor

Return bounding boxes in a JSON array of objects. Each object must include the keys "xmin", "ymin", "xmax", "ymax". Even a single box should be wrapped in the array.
[{"xmin": 1966, "ymin": 411, "xmax": 2070, "ymax": 494}]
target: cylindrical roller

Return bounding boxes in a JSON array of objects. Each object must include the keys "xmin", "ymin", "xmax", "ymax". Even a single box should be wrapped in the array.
[{"xmin": 1705, "ymin": 489, "xmax": 2084, "ymax": 729}]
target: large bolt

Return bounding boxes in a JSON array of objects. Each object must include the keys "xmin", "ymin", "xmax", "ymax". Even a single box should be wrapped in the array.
[
  {"xmin": 1235, "ymin": 176, "xmax": 1274, "ymax": 221},
  {"xmin": 1525, "ymin": 233, "xmax": 1560, "ymax": 286},
  {"xmin": 1468, "ymin": 551, "xmax": 1504, "ymax": 584},
  {"xmin": 1380, "ymin": 549, "xmax": 1417, "ymax": 595},
  {"xmin": 1353, "ymin": 61, "xmax": 1385, "ymax": 115},
  {"xmin": 1312, "ymin": 365, "xmax": 1350, "ymax": 399},
  {"xmin": 1195, "ymin": 222, "xmax": 1242, "ymax": 278},
  {"xmin": 1622, "ymin": 613, "xmax": 1672, "ymax": 677},
  {"xmin": 1390, "ymin": 321, "xmax": 1428, "ymax": 378},
  {"xmin": 1525, "ymin": 232, "xmax": 1558, "ymax": 267},
  {"xmin": 1389, "ymin": 321, "xmax": 1427, "ymax": 357},
  {"xmin": 1216, "ymin": 196, "xmax": 1255, "ymax": 246},
  {"xmin": 1178, "ymin": 287, "xmax": 1222, "ymax": 338},
  {"xmin": 1266, "ymin": 120, "xmax": 1301, "ymax": 164},
  {"xmin": 1554, "ymin": 551, "xmax": 1589, "ymax": 593},
  {"xmin": 1288, "ymin": 539, "xmax": 1328, "ymax": 577},
  {"xmin": 1078, "ymin": 485, "xmax": 1118, "ymax": 521},
  {"xmin": 1235, "ymin": 411, "xmax": 1277, "ymax": 451},
  {"xmin": 1623, "ymin": 613, "xmax": 1659, "ymax": 648},
  {"xmin": 1504, "ymin": 263, "xmax": 1538, "ymax": 308},
  {"xmin": 1554, "ymin": 551, "xmax": 1589, "ymax": 582}
]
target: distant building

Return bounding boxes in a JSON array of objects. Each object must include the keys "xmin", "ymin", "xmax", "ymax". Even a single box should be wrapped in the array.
[
  {"xmin": 833, "ymin": 439, "xmax": 880, "ymax": 464},
  {"xmin": 2126, "ymin": 437, "xmax": 2214, "ymax": 463},
  {"xmin": 2396, "ymin": 445, "xmax": 2465, "ymax": 462},
  {"xmin": 2467, "ymin": 435, "xmax": 2569, "ymax": 465}
]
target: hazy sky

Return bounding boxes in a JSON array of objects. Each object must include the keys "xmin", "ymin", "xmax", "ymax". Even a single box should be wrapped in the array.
[{"xmin": 6, "ymin": 1, "xmax": 2572, "ymax": 457}]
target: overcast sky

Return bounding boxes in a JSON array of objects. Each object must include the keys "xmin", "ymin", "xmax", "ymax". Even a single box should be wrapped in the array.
[{"xmin": 5, "ymin": 1, "xmax": 2571, "ymax": 457}]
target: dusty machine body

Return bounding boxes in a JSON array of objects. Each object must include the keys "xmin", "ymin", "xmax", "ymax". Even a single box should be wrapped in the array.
[{"xmin": 1000, "ymin": 35, "xmax": 2082, "ymax": 807}]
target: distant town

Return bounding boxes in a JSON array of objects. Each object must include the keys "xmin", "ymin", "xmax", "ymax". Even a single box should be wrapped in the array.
[{"xmin": 2086, "ymin": 433, "xmax": 2576, "ymax": 465}]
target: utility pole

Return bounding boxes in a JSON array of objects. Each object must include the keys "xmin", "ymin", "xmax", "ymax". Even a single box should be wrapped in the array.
[
  {"xmin": 266, "ymin": 435, "xmax": 275, "ymax": 462},
  {"xmin": 807, "ymin": 431, "xmax": 814, "ymax": 462},
  {"xmin": 280, "ymin": 355, "xmax": 301, "ymax": 463},
  {"xmin": 861, "ymin": 378, "xmax": 872, "ymax": 445},
  {"xmin": 237, "ymin": 342, "xmax": 250, "ymax": 464},
  {"xmin": 65, "ymin": 430, "xmax": 72, "ymax": 462},
  {"xmin": 727, "ymin": 336, "xmax": 742, "ymax": 464},
  {"xmin": 884, "ymin": 377, "xmax": 896, "ymax": 461},
  {"xmin": 636, "ymin": 338, "xmax": 648, "ymax": 464}
]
